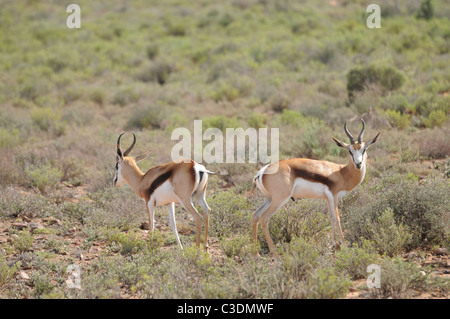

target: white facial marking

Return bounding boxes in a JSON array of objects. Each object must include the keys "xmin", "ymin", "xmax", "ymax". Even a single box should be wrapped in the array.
[
  {"xmin": 114, "ymin": 163, "xmax": 127, "ymax": 187},
  {"xmin": 350, "ymin": 145, "xmax": 366, "ymax": 169}
]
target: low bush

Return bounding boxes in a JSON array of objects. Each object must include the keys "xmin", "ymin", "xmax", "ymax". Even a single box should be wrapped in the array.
[
  {"xmin": 30, "ymin": 107, "xmax": 66, "ymax": 136},
  {"xmin": 366, "ymin": 208, "xmax": 412, "ymax": 257},
  {"xmin": 220, "ymin": 235, "xmax": 259, "ymax": 258},
  {"xmin": 383, "ymin": 109, "xmax": 410, "ymax": 129},
  {"xmin": 281, "ymin": 236, "xmax": 321, "ymax": 279},
  {"xmin": 335, "ymin": 241, "xmax": 379, "ymax": 279},
  {"xmin": 344, "ymin": 179, "xmax": 449, "ymax": 250},
  {"xmin": 347, "ymin": 65, "xmax": 405, "ymax": 101},
  {"xmin": 0, "ymin": 255, "xmax": 17, "ymax": 287},
  {"xmin": 126, "ymin": 105, "xmax": 167, "ymax": 130},
  {"xmin": 25, "ymin": 164, "xmax": 63, "ymax": 193},
  {"xmin": 372, "ymin": 257, "xmax": 428, "ymax": 298},
  {"xmin": 305, "ymin": 268, "xmax": 351, "ymax": 299},
  {"xmin": 209, "ymin": 190, "xmax": 252, "ymax": 238}
]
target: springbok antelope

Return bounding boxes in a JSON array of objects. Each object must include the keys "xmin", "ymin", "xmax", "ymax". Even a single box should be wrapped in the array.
[
  {"xmin": 113, "ymin": 132, "xmax": 214, "ymax": 251},
  {"xmin": 251, "ymin": 119, "xmax": 380, "ymax": 255}
]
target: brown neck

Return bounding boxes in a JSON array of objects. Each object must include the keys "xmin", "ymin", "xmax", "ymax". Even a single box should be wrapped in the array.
[
  {"xmin": 341, "ymin": 156, "xmax": 365, "ymax": 191},
  {"xmin": 123, "ymin": 160, "xmax": 145, "ymax": 197}
]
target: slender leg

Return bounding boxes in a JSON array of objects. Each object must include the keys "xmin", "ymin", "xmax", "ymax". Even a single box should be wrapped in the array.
[
  {"xmin": 168, "ymin": 202, "xmax": 183, "ymax": 249},
  {"xmin": 178, "ymin": 196, "xmax": 203, "ymax": 247},
  {"xmin": 195, "ymin": 191, "xmax": 211, "ymax": 251},
  {"xmin": 252, "ymin": 198, "xmax": 271, "ymax": 244},
  {"xmin": 326, "ymin": 196, "xmax": 337, "ymax": 249},
  {"xmin": 259, "ymin": 198, "xmax": 290, "ymax": 255},
  {"xmin": 334, "ymin": 197, "xmax": 345, "ymax": 246},
  {"xmin": 147, "ymin": 199, "xmax": 156, "ymax": 232}
]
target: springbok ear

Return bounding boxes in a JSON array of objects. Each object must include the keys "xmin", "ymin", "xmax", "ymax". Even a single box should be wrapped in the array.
[
  {"xmin": 332, "ymin": 137, "xmax": 350, "ymax": 149},
  {"xmin": 135, "ymin": 150, "xmax": 152, "ymax": 163},
  {"xmin": 365, "ymin": 132, "xmax": 381, "ymax": 149}
]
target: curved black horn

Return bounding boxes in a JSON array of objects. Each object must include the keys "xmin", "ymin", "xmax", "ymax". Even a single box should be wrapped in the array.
[
  {"xmin": 358, "ymin": 119, "xmax": 366, "ymax": 143},
  {"xmin": 117, "ymin": 132, "xmax": 125, "ymax": 157},
  {"xmin": 122, "ymin": 132, "xmax": 136, "ymax": 157},
  {"xmin": 344, "ymin": 122, "xmax": 355, "ymax": 144}
]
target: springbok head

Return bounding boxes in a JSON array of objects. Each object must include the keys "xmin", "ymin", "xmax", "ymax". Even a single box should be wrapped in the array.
[
  {"xmin": 113, "ymin": 132, "xmax": 151, "ymax": 187},
  {"xmin": 332, "ymin": 119, "xmax": 380, "ymax": 170}
]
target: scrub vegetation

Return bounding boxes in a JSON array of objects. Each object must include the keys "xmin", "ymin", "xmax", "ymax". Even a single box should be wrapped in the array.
[{"xmin": 0, "ymin": 0, "xmax": 448, "ymax": 299}]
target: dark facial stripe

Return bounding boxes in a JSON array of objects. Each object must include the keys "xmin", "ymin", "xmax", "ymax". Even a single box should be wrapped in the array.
[
  {"xmin": 145, "ymin": 171, "xmax": 173, "ymax": 199},
  {"xmin": 292, "ymin": 168, "xmax": 335, "ymax": 189}
]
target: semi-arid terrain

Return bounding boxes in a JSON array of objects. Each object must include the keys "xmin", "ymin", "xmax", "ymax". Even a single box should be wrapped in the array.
[{"xmin": 0, "ymin": 0, "xmax": 449, "ymax": 298}]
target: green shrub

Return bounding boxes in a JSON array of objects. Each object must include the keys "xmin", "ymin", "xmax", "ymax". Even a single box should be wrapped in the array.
[
  {"xmin": 335, "ymin": 242, "xmax": 379, "ymax": 279},
  {"xmin": 202, "ymin": 116, "xmax": 241, "ymax": 132},
  {"xmin": 12, "ymin": 230, "xmax": 34, "ymax": 253},
  {"xmin": 31, "ymin": 273, "xmax": 54, "ymax": 297},
  {"xmin": 347, "ymin": 65, "xmax": 405, "ymax": 100},
  {"xmin": 146, "ymin": 44, "xmax": 159, "ymax": 60},
  {"xmin": 269, "ymin": 93, "xmax": 291, "ymax": 113},
  {"xmin": 280, "ymin": 109, "xmax": 308, "ymax": 127},
  {"xmin": 25, "ymin": 164, "xmax": 63, "ymax": 193},
  {"xmin": 126, "ymin": 105, "xmax": 166, "ymax": 130},
  {"xmin": 89, "ymin": 89, "xmax": 105, "ymax": 106},
  {"xmin": 220, "ymin": 235, "xmax": 259, "ymax": 258},
  {"xmin": 422, "ymin": 109, "xmax": 446, "ymax": 128},
  {"xmin": 210, "ymin": 77, "xmax": 253, "ymax": 102},
  {"xmin": 416, "ymin": 0, "xmax": 434, "ymax": 20},
  {"xmin": 306, "ymin": 268, "xmax": 351, "ymax": 299},
  {"xmin": 281, "ymin": 236, "xmax": 321, "ymax": 278},
  {"xmin": 30, "ymin": 107, "xmax": 66, "ymax": 135},
  {"xmin": 345, "ymin": 180, "xmax": 449, "ymax": 250},
  {"xmin": 0, "ymin": 255, "xmax": 17, "ymax": 287},
  {"xmin": 209, "ymin": 191, "xmax": 252, "ymax": 238},
  {"xmin": 0, "ymin": 128, "xmax": 20, "ymax": 148},
  {"xmin": 246, "ymin": 113, "xmax": 267, "ymax": 129},
  {"xmin": 135, "ymin": 61, "xmax": 173, "ymax": 85},
  {"xmin": 373, "ymin": 257, "xmax": 428, "ymax": 298},
  {"xmin": 105, "ymin": 229, "xmax": 147, "ymax": 256},
  {"xmin": 269, "ymin": 199, "xmax": 330, "ymax": 246},
  {"xmin": 112, "ymin": 87, "xmax": 139, "ymax": 106},
  {"xmin": 383, "ymin": 109, "xmax": 410, "ymax": 129},
  {"xmin": 366, "ymin": 208, "xmax": 412, "ymax": 256}
]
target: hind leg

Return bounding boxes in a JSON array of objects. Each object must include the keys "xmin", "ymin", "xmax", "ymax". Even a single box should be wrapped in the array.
[
  {"xmin": 195, "ymin": 189, "xmax": 211, "ymax": 251},
  {"xmin": 259, "ymin": 197, "xmax": 290, "ymax": 255},
  {"xmin": 252, "ymin": 197, "xmax": 271, "ymax": 244}
]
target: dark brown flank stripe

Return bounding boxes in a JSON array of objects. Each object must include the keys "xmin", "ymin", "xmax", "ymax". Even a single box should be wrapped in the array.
[
  {"xmin": 145, "ymin": 170, "xmax": 173, "ymax": 200},
  {"xmin": 291, "ymin": 167, "xmax": 335, "ymax": 189}
]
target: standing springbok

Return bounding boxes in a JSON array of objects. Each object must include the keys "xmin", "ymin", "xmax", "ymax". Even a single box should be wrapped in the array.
[
  {"xmin": 113, "ymin": 132, "xmax": 214, "ymax": 251},
  {"xmin": 251, "ymin": 119, "xmax": 380, "ymax": 255}
]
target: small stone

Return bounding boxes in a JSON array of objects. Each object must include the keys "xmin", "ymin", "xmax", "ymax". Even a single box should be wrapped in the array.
[
  {"xmin": 19, "ymin": 271, "xmax": 30, "ymax": 280},
  {"xmin": 21, "ymin": 216, "xmax": 32, "ymax": 223},
  {"xmin": 419, "ymin": 271, "xmax": 426, "ymax": 276},
  {"xmin": 434, "ymin": 247, "xmax": 448, "ymax": 256},
  {"xmin": 349, "ymin": 287, "xmax": 358, "ymax": 292},
  {"xmin": 29, "ymin": 222, "xmax": 43, "ymax": 233},
  {"xmin": 10, "ymin": 234, "xmax": 20, "ymax": 241},
  {"xmin": 12, "ymin": 223, "xmax": 28, "ymax": 230}
]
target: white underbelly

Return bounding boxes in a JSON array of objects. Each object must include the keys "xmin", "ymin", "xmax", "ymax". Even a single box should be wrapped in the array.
[
  {"xmin": 153, "ymin": 180, "xmax": 179, "ymax": 206},
  {"xmin": 292, "ymin": 178, "xmax": 328, "ymax": 199}
]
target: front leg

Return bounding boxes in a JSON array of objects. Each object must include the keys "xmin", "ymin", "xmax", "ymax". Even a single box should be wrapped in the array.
[
  {"xmin": 147, "ymin": 198, "xmax": 156, "ymax": 232},
  {"xmin": 168, "ymin": 202, "xmax": 183, "ymax": 249}
]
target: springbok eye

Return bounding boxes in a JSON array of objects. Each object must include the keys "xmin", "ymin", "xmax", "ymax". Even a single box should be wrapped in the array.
[{"xmin": 115, "ymin": 163, "xmax": 118, "ymax": 170}]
